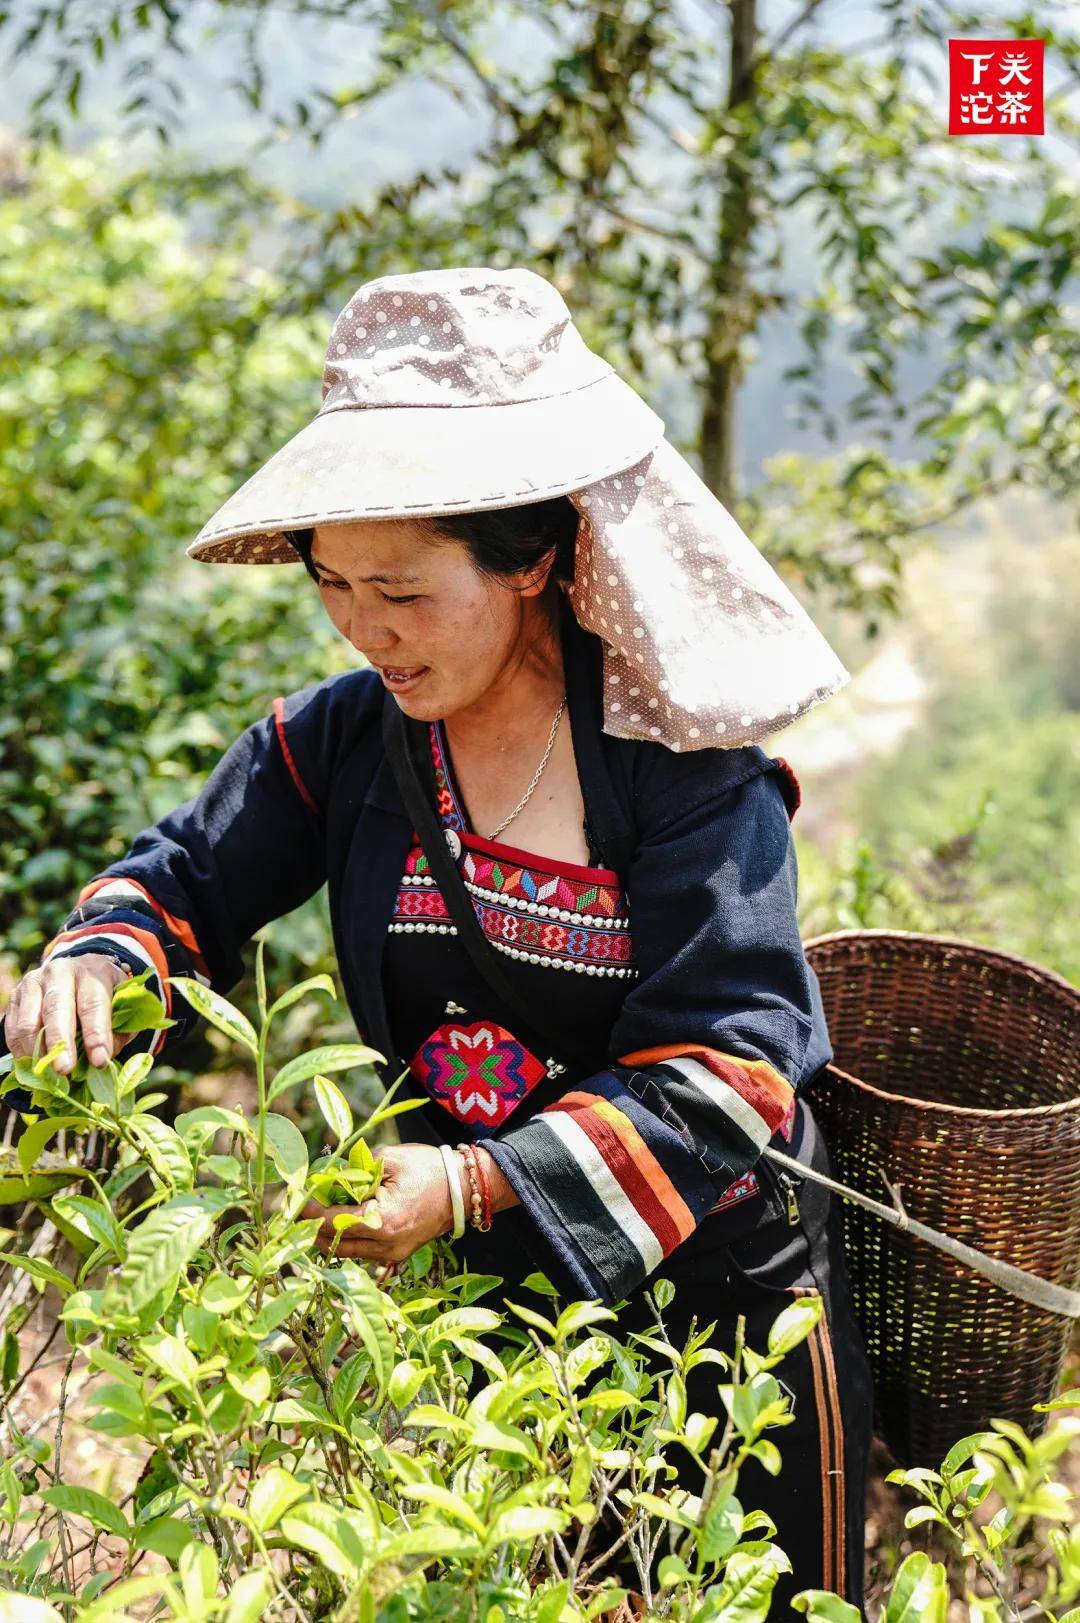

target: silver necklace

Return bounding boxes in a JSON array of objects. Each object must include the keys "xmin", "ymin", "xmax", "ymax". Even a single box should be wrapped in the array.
[{"xmin": 485, "ymin": 693, "xmax": 567, "ymax": 841}]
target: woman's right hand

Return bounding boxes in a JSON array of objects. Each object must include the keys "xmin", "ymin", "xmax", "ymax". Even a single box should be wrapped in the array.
[{"xmin": 4, "ymin": 954, "xmax": 138, "ymax": 1075}]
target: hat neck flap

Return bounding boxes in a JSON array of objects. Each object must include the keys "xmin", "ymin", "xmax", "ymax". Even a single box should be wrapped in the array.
[{"xmin": 563, "ymin": 438, "xmax": 849, "ymax": 752}]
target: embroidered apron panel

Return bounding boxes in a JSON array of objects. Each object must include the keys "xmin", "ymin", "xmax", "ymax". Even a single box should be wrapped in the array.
[{"xmin": 379, "ymin": 717, "xmax": 780, "ymax": 1219}]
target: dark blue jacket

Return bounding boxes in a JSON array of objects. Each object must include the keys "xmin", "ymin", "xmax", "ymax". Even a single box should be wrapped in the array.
[{"xmin": 6, "ymin": 594, "xmax": 831, "ymax": 1307}]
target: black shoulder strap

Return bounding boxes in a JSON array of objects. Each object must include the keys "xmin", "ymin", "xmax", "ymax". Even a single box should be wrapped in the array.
[{"xmin": 381, "ymin": 697, "xmax": 599, "ymax": 1075}]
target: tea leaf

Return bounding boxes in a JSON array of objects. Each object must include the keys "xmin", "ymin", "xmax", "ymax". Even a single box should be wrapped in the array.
[
  {"xmin": 502, "ymin": 1300, "xmax": 556, "ymax": 1337},
  {"xmin": 267, "ymin": 1044, "xmax": 382, "ymax": 1105},
  {"xmin": 396, "ymin": 1482, "xmax": 485, "ymax": 1537},
  {"xmin": 279, "ymin": 1504, "xmax": 365, "ymax": 1583},
  {"xmin": 485, "ymin": 1505, "xmax": 566, "ymax": 1546},
  {"xmin": 179, "ymin": 1541, "xmax": 219, "ymax": 1609},
  {"xmin": 555, "ymin": 1301, "xmax": 618, "ymax": 1339},
  {"xmin": 224, "ymin": 1570, "xmax": 274, "ymax": 1623},
  {"xmin": 348, "ymin": 1136, "xmax": 376, "ymax": 1173},
  {"xmin": 333, "ymin": 1350, "xmax": 370, "ymax": 1414},
  {"xmin": 228, "ymin": 1366, "xmax": 271, "ymax": 1406},
  {"xmin": 0, "ymin": 1250, "xmax": 74, "ymax": 1297},
  {"xmin": 658, "ymin": 1554, "xmax": 694, "ymax": 1588},
  {"xmin": 343, "ymin": 1308, "xmax": 388, "ymax": 1398},
  {"xmin": 117, "ymin": 1050, "xmax": 155, "ymax": 1098},
  {"xmin": 201, "ymin": 1274, "xmax": 253, "ymax": 1314},
  {"xmin": 0, "ymin": 1594, "xmax": 64, "ymax": 1623},
  {"xmin": 78, "ymin": 1578, "xmax": 174, "ymax": 1622},
  {"xmin": 699, "ymin": 1492, "xmax": 743, "ymax": 1563},
  {"xmin": 380, "ymin": 1524, "xmax": 481, "ymax": 1561},
  {"xmin": 50, "ymin": 1194, "xmax": 122, "ymax": 1258},
  {"xmin": 357, "ymin": 1096, "xmax": 429, "ymax": 1135},
  {"xmin": 387, "ymin": 1359, "xmax": 428, "ymax": 1410},
  {"xmin": 142, "ymin": 1330, "xmax": 198, "ymax": 1388},
  {"xmin": 880, "ymin": 1550, "xmax": 949, "ymax": 1623},
  {"xmin": 41, "ymin": 1484, "xmax": 131, "ymax": 1541},
  {"xmin": 767, "ymin": 1296, "xmax": 823, "ymax": 1358},
  {"xmin": 250, "ymin": 1284, "xmax": 312, "ymax": 1338},
  {"xmin": 267, "ymin": 974, "xmax": 338, "ymax": 1022},
  {"xmin": 110, "ymin": 975, "xmax": 174, "ymax": 1036},
  {"xmin": 941, "ymin": 1432, "xmax": 998, "ymax": 1481},
  {"xmin": 17, "ymin": 1116, "xmax": 87, "ymax": 1175},
  {"xmin": 468, "ymin": 1421, "xmax": 539, "ymax": 1466},
  {"xmin": 314, "ymin": 1073, "xmax": 353, "ymax": 1142},
  {"xmin": 249, "ymin": 1466, "xmax": 308, "ymax": 1532},
  {"xmin": 110, "ymin": 1197, "xmax": 217, "ymax": 1314},
  {"xmin": 1035, "ymin": 1387, "xmax": 1080, "ymax": 1411},
  {"xmin": 428, "ymin": 1307, "xmax": 503, "ymax": 1343},
  {"xmin": 254, "ymin": 935, "xmax": 268, "ymax": 1021},
  {"xmin": 169, "ymin": 977, "xmax": 258, "ymax": 1054},
  {"xmin": 126, "ymin": 1113, "xmax": 193, "ymax": 1190},
  {"xmin": 789, "ymin": 1591, "xmax": 863, "ymax": 1620},
  {"xmin": 262, "ymin": 1113, "xmax": 309, "ymax": 1187},
  {"xmin": 133, "ymin": 1516, "xmax": 196, "ymax": 1561},
  {"xmin": 0, "ymin": 1148, "xmax": 88, "ymax": 1205}
]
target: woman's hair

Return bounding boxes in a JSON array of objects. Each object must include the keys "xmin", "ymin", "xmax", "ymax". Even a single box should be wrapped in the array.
[{"xmin": 283, "ymin": 495, "xmax": 579, "ymax": 590}]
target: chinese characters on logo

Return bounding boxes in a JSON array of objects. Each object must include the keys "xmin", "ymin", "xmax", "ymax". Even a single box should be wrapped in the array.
[{"xmin": 949, "ymin": 39, "xmax": 1045, "ymax": 135}]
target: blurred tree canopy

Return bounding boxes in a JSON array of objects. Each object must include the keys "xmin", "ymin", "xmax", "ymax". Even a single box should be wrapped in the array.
[
  {"xmin": 2, "ymin": 0, "xmax": 1078, "ymax": 630},
  {"xmin": 0, "ymin": 146, "xmax": 350, "ymax": 966}
]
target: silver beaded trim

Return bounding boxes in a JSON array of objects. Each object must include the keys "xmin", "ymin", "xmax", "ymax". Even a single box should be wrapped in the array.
[
  {"xmin": 465, "ymin": 878, "xmax": 629, "ymax": 930},
  {"xmin": 487, "ymin": 938, "xmax": 637, "ymax": 977},
  {"xmin": 387, "ymin": 919, "xmax": 637, "ymax": 977},
  {"xmin": 400, "ymin": 870, "xmax": 631, "ymax": 933}
]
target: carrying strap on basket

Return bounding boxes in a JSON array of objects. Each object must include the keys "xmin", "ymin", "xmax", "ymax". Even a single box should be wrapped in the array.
[
  {"xmin": 381, "ymin": 696, "xmax": 600, "ymax": 1078},
  {"xmin": 762, "ymin": 1143, "xmax": 1080, "ymax": 1319}
]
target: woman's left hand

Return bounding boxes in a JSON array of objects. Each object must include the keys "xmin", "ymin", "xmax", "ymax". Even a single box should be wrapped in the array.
[{"xmin": 301, "ymin": 1142, "xmax": 456, "ymax": 1270}]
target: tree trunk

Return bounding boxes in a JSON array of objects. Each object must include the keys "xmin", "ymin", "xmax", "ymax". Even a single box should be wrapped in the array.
[{"xmin": 700, "ymin": 0, "xmax": 761, "ymax": 509}]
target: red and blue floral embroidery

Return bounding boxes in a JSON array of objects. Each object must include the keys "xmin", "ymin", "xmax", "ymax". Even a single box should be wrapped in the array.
[{"xmin": 411, "ymin": 1020, "xmax": 548, "ymax": 1131}]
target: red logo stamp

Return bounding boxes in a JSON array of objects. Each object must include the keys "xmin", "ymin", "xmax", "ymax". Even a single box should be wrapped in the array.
[{"xmin": 949, "ymin": 39, "xmax": 1044, "ymax": 135}]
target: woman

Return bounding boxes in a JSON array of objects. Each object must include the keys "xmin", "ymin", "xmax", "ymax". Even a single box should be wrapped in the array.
[{"xmin": 2, "ymin": 266, "xmax": 874, "ymax": 1615}]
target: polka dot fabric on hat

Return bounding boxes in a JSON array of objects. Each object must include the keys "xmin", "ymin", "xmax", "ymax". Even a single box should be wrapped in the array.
[
  {"xmin": 564, "ymin": 437, "xmax": 849, "ymax": 750},
  {"xmin": 185, "ymin": 265, "xmax": 663, "ymax": 564},
  {"xmin": 320, "ymin": 274, "xmax": 602, "ymax": 412}
]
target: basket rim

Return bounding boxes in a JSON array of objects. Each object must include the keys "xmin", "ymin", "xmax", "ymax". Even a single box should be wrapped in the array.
[
  {"xmin": 804, "ymin": 929, "xmax": 1080, "ymax": 1119},
  {"xmin": 803, "ymin": 928, "xmax": 1079, "ymax": 1002}
]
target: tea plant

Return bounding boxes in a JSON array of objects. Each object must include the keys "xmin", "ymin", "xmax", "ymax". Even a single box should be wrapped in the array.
[
  {"xmin": 0, "ymin": 941, "xmax": 821, "ymax": 1619},
  {"xmin": 0, "ymin": 938, "xmax": 1075, "ymax": 1621},
  {"xmin": 883, "ymin": 1392, "xmax": 1080, "ymax": 1623}
]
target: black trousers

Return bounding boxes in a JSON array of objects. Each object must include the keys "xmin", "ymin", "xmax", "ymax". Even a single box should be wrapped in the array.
[{"xmin": 461, "ymin": 1100, "xmax": 875, "ymax": 1617}]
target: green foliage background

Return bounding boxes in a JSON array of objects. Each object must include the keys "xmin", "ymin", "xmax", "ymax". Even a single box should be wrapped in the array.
[
  {"xmin": 1, "ymin": 134, "xmax": 1077, "ymax": 1078},
  {"xmin": 0, "ymin": 147, "xmax": 354, "ymax": 1014}
]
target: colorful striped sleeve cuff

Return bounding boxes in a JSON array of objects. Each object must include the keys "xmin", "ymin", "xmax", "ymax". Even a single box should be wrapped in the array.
[
  {"xmin": 40, "ymin": 876, "xmax": 211, "ymax": 1060},
  {"xmin": 482, "ymin": 1043, "xmax": 796, "ymax": 1308}
]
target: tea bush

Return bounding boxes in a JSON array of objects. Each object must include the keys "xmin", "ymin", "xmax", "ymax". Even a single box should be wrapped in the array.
[{"xmin": 0, "ymin": 941, "xmax": 1077, "ymax": 1621}]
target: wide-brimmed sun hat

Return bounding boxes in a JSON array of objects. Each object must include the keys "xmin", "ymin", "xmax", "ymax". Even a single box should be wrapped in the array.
[{"xmin": 186, "ymin": 264, "xmax": 848, "ymax": 750}]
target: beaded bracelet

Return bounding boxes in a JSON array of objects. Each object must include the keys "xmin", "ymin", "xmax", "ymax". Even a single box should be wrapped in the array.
[
  {"xmin": 473, "ymin": 1145, "xmax": 492, "ymax": 1229},
  {"xmin": 456, "ymin": 1144, "xmax": 483, "ymax": 1231},
  {"xmin": 455, "ymin": 1142, "xmax": 492, "ymax": 1232}
]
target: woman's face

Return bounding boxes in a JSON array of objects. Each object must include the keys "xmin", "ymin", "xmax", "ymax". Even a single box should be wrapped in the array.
[{"xmin": 309, "ymin": 519, "xmax": 554, "ymax": 720}]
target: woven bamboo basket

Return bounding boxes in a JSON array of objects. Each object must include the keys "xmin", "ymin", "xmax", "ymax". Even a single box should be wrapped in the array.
[{"xmin": 801, "ymin": 930, "xmax": 1080, "ymax": 1470}]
